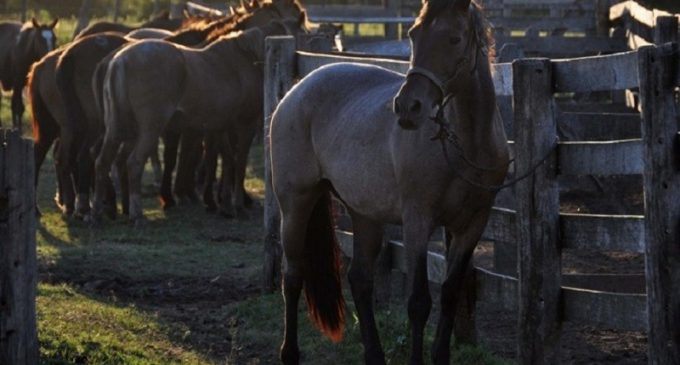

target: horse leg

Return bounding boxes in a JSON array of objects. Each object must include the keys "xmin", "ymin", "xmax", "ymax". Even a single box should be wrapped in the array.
[
  {"xmin": 174, "ymin": 127, "xmax": 202, "ymax": 203},
  {"xmin": 92, "ymin": 133, "xmax": 121, "ymax": 222},
  {"xmin": 149, "ymin": 137, "xmax": 162, "ymax": 189},
  {"xmin": 279, "ymin": 190, "xmax": 321, "ymax": 365},
  {"xmin": 202, "ymin": 134, "xmax": 218, "ymax": 212},
  {"xmin": 160, "ymin": 127, "xmax": 180, "ymax": 209},
  {"xmin": 403, "ymin": 214, "xmax": 434, "ymax": 365},
  {"xmin": 431, "ymin": 215, "xmax": 488, "ymax": 365},
  {"xmin": 347, "ymin": 213, "xmax": 387, "ymax": 364},
  {"xmin": 115, "ymin": 141, "xmax": 134, "ymax": 216},
  {"xmin": 33, "ymin": 122, "xmax": 58, "ymax": 216},
  {"xmin": 231, "ymin": 126, "xmax": 256, "ymax": 217},
  {"xmin": 127, "ymin": 129, "xmax": 162, "ymax": 226},
  {"xmin": 11, "ymin": 86, "xmax": 24, "ymax": 129},
  {"xmin": 218, "ymin": 131, "xmax": 236, "ymax": 218},
  {"xmin": 74, "ymin": 132, "xmax": 98, "ymax": 218}
]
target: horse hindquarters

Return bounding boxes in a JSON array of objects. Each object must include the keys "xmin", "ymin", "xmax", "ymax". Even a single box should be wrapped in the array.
[{"xmin": 279, "ymin": 186, "xmax": 346, "ymax": 364}]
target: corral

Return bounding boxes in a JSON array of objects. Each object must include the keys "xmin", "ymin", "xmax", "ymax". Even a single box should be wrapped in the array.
[{"xmin": 1, "ymin": 0, "xmax": 679, "ymax": 364}]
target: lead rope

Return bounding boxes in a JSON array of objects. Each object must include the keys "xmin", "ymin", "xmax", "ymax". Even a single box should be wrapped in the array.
[{"xmin": 429, "ymin": 100, "xmax": 556, "ymax": 191}]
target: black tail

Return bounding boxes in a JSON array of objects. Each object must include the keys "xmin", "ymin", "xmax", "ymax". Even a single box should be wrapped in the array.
[{"xmin": 303, "ymin": 189, "xmax": 345, "ymax": 343}]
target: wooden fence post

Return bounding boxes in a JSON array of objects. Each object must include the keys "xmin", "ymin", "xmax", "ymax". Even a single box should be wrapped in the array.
[
  {"xmin": 262, "ymin": 36, "xmax": 296, "ymax": 293},
  {"xmin": 653, "ymin": 16, "xmax": 678, "ymax": 45},
  {"xmin": 513, "ymin": 58, "xmax": 560, "ymax": 364},
  {"xmin": 638, "ymin": 43, "xmax": 680, "ymax": 365},
  {"xmin": 0, "ymin": 129, "xmax": 37, "ymax": 365}
]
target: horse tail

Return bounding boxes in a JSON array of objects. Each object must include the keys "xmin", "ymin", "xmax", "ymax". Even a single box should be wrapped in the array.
[
  {"xmin": 303, "ymin": 188, "xmax": 345, "ymax": 343},
  {"xmin": 93, "ymin": 58, "xmax": 110, "ymax": 121},
  {"xmin": 102, "ymin": 57, "xmax": 128, "ymax": 140},
  {"xmin": 55, "ymin": 47, "xmax": 86, "ymax": 139},
  {"xmin": 27, "ymin": 64, "xmax": 55, "ymax": 144}
]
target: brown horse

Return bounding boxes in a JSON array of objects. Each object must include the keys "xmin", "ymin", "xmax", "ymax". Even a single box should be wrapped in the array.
[
  {"xmin": 0, "ymin": 18, "xmax": 58, "ymax": 128},
  {"xmin": 30, "ymin": 28, "xmax": 173, "ymax": 217},
  {"xmin": 91, "ymin": 16, "xmax": 306, "ymax": 226},
  {"xmin": 271, "ymin": 0, "xmax": 508, "ymax": 364},
  {"xmin": 74, "ymin": 10, "xmax": 183, "ymax": 39}
]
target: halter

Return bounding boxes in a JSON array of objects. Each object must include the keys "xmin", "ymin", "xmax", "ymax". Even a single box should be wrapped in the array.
[{"xmin": 403, "ymin": 22, "xmax": 553, "ymax": 191}]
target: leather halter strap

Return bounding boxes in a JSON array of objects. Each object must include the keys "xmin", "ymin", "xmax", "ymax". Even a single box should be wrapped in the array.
[{"xmin": 406, "ymin": 66, "xmax": 448, "ymax": 98}]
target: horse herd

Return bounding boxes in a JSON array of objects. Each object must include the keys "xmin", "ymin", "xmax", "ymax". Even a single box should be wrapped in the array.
[
  {"xmin": 4, "ymin": 0, "xmax": 511, "ymax": 363},
  {"xmin": 0, "ymin": 0, "xmax": 311, "ymax": 226}
]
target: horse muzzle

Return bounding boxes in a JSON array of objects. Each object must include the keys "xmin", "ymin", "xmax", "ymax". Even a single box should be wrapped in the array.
[{"xmin": 393, "ymin": 95, "xmax": 427, "ymax": 130}]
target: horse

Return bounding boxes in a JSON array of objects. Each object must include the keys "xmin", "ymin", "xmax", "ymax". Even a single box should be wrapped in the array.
[
  {"xmin": 84, "ymin": 0, "xmax": 307, "ymax": 219},
  {"xmin": 270, "ymin": 0, "xmax": 509, "ymax": 364},
  {"xmin": 91, "ymin": 15, "xmax": 307, "ymax": 226},
  {"xmin": 29, "ymin": 28, "xmax": 175, "ymax": 218},
  {"xmin": 73, "ymin": 10, "xmax": 183, "ymax": 39},
  {"xmin": 0, "ymin": 17, "xmax": 58, "ymax": 128}
]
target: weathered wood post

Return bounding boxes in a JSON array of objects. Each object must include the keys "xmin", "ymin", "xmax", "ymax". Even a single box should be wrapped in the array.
[
  {"xmin": 74, "ymin": 0, "xmax": 93, "ymax": 38},
  {"xmin": 595, "ymin": 0, "xmax": 610, "ymax": 37},
  {"xmin": 513, "ymin": 58, "xmax": 560, "ymax": 364},
  {"xmin": 653, "ymin": 15, "xmax": 678, "ymax": 44},
  {"xmin": 113, "ymin": 0, "xmax": 122, "ymax": 22},
  {"xmin": 262, "ymin": 36, "xmax": 296, "ymax": 293},
  {"xmin": 638, "ymin": 43, "xmax": 680, "ymax": 365},
  {"xmin": 0, "ymin": 129, "xmax": 37, "ymax": 365}
]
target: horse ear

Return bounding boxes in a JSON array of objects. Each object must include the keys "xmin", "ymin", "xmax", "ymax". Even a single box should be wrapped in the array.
[
  {"xmin": 454, "ymin": 0, "xmax": 472, "ymax": 11},
  {"xmin": 31, "ymin": 17, "xmax": 39, "ymax": 28},
  {"xmin": 49, "ymin": 18, "xmax": 59, "ymax": 29}
]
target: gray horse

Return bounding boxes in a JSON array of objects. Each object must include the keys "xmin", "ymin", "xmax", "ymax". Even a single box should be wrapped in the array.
[{"xmin": 271, "ymin": 0, "xmax": 509, "ymax": 364}]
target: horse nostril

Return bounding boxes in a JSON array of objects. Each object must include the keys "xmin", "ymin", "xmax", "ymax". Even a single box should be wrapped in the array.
[{"xmin": 410, "ymin": 100, "xmax": 421, "ymax": 114}]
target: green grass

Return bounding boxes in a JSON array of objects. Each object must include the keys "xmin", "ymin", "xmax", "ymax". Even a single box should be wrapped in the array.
[{"xmin": 38, "ymin": 283, "xmax": 209, "ymax": 365}]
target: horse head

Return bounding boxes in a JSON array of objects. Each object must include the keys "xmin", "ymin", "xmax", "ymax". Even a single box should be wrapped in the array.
[
  {"xmin": 394, "ymin": 0, "xmax": 485, "ymax": 130},
  {"xmin": 26, "ymin": 18, "xmax": 58, "ymax": 56}
]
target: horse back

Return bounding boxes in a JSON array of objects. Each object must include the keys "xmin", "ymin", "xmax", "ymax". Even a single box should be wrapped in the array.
[{"xmin": 271, "ymin": 63, "xmax": 405, "ymax": 221}]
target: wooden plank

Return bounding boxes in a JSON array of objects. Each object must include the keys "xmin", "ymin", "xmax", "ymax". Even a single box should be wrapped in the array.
[
  {"xmin": 552, "ymin": 50, "xmax": 639, "ymax": 93},
  {"xmin": 638, "ymin": 43, "xmax": 680, "ymax": 363},
  {"xmin": 495, "ymin": 35, "xmax": 626, "ymax": 58},
  {"xmin": 297, "ymin": 51, "xmax": 409, "ymax": 77},
  {"xmin": 309, "ymin": 16, "xmax": 415, "ymax": 24},
  {"xmin": 0, "ymin": 130, "xmax": 37, "ymax": 365},
  {"xmin": 560, "ymin": 213, "xmax": 645, "ymax": 253},
  {"xmin": 482, "ymin": 207, "xmax": 517, "ymax": 243},
  {"xmin": 492, "ymin": 63, "xmax": 513, "ymax": 96},
  {"xmin": 562, "ymin": 287, "xmax": 647, "ymax": 331},
  {"xmin": 558, "ymin": 112, "xmax": 641, "ymax": 141},
  {"xmin": 475, "ymin": 267, "xmax": 518, "ymax": 312},
  {"xmin": 562, "ymin": 273, "xmax": 646, "ymax": 294},
  {"xmin": 557, "ymin": 139, "xmax": 643, "ymax": 175},
  {"xmin": 490, "ymin": 17, "xmax": 595, "ymax": 32},
  {"xmin": 514, "ymin": 58, "xmax": 561, "ymax": 364},
  {"xmin": 262, "ymin": 36, "xmax": 296, "ymax": 293}
]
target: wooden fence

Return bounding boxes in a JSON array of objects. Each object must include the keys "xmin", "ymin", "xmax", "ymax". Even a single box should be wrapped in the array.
[
  {"xmin": 303, "ymin": 0, "xmax": 630, "ymax": 58},
  {"xmin": 262, "ymin": 36, "xmax": 680, "ymax": 363},
  {"xmin": 0, "ymin": 129, "xmax": 37, "ymax": 365}
]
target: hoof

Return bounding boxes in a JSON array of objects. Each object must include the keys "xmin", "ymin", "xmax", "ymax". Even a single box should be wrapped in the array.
[
  {"xmin": 130, "ymin": 216, "xmax": 148, "ymax": 229},
  {"xmin": 160, "ymin": 197, "xmax": 176, "ymax": 210},
  {"xmin": 280, "ymin": 346, "xmax": 300, "ymax": 365},
  {"xmin": 84, "ymin": 213, "xmax": 102, "ymax": 228},
  {"xmin": 244, "ymin": 193, "xmax": 254, "ymax": 207},
  {"xmin": 219, "ymin": 209, "xmax": 236, "ymax": 219}
]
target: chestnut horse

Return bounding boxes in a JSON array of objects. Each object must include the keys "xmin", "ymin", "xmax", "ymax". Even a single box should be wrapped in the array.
[
  {"xmin": 0, "ymin": 18, "xmax": 58, "ymax": 128},
  {"xmin": 271, "ymin": 0, "xmax": 508, "ymax": 364}
]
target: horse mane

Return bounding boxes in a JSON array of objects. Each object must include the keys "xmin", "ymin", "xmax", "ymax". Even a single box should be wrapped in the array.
[
  {"xmin": 416, "ymin": 0, "xmax": 495, "ymax": 59},
  {"xmin": 204, "ymin": 0, "xmax": 307, "ymax": 43}
]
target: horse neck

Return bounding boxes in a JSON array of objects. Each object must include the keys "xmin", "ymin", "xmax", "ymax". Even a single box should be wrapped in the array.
[{"xmin": 448, "ymin": 49, "xmax": 505, "ymax": 163}]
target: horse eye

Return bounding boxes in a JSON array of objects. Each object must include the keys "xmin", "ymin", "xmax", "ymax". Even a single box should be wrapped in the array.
[{"xmin": 449, "ymin": 36, "xmax": 462, "ymax": 45}]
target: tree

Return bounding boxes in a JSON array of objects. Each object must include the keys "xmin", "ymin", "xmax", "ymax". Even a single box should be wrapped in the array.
[
  {"xmin": 74, "ymin": 0, "xmax": 92, "ymax": 37},
  {"xmin": 113, "ymin": 0, "xmax": 122, "ymax": 22}
]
